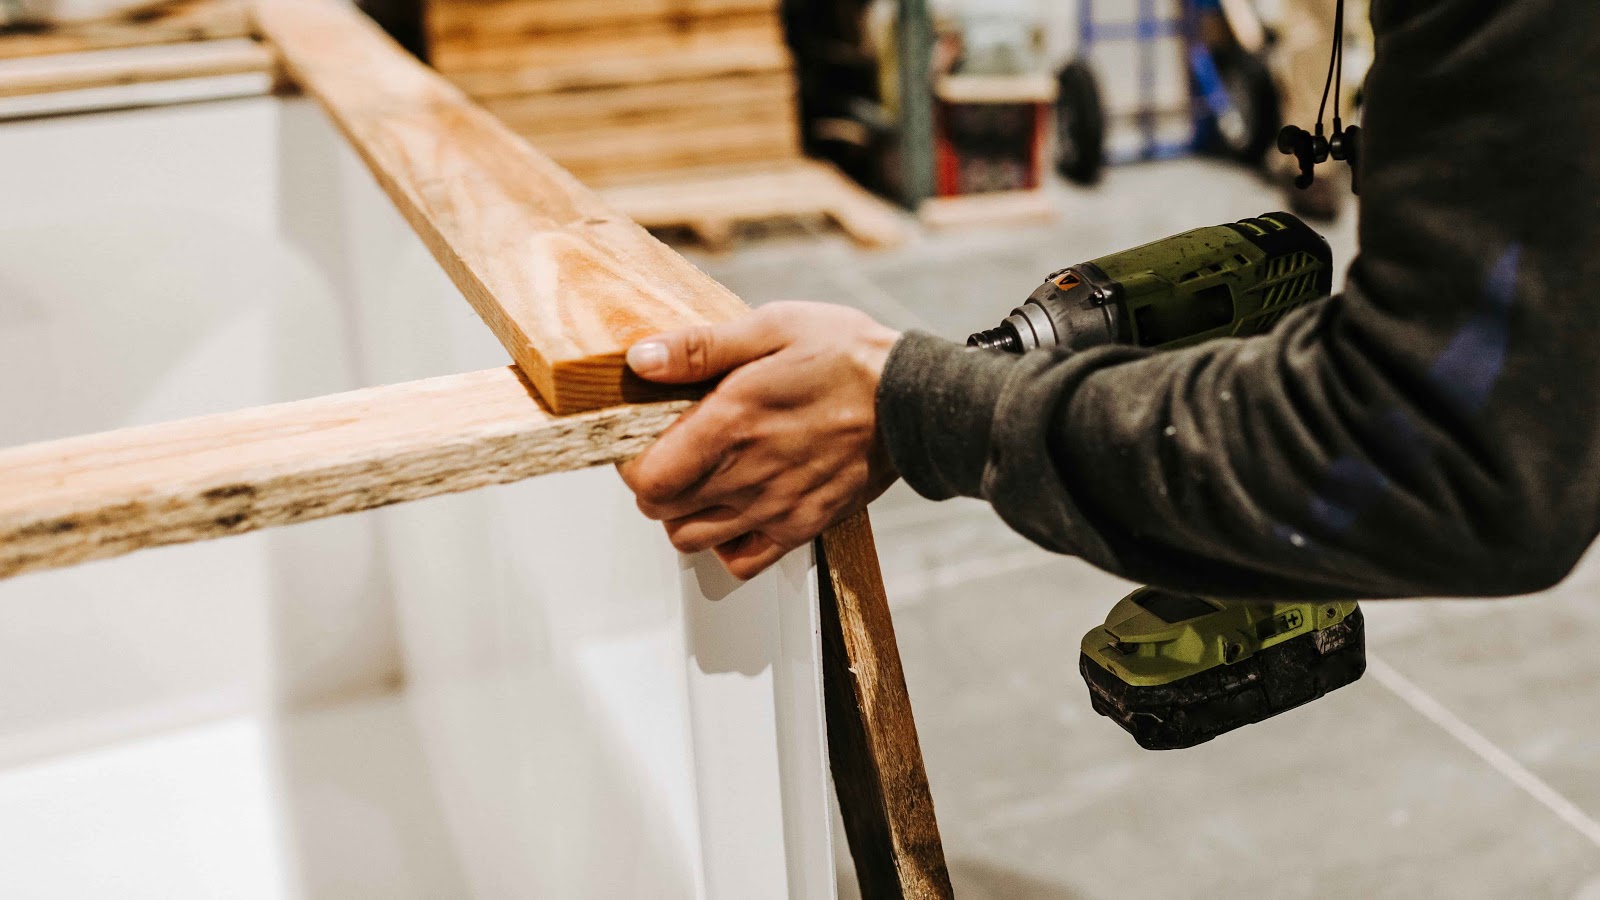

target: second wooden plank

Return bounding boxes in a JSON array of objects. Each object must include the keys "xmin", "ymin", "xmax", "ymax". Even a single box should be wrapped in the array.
[{"xmin": 0, "ymin": 367, "xmax": 691, "ymax": 581}]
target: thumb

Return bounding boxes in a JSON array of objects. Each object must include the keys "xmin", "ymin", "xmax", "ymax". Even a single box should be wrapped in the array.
[{"xmin": 625, "ymin": 315, "xmax": 786, "ymax": 384}]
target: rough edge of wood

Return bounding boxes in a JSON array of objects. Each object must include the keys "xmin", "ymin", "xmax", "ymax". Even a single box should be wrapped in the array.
[
  {"xmin": 818, "ymin": 510, "xmax": 953, "ymax": 900},
  {"xmin": 0, "ymin": 367, "xmax": 689, "ymax": 581}
]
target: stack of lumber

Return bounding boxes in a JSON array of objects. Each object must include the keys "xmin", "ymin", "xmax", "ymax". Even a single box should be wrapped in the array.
[
  {"xmin": 0, "ymin": 0, "xmax": 275, "ymax": 118},
  {"xmin": 0, "ymin": 0, "xmax": 250, "ymax": 61},
  {"xmin": 427, "ymin": 0, "xmax": 798, "ymax": 186},
  {"xmin": 425, "ymin": 0, "xmax": 906, "ymax": 248}
]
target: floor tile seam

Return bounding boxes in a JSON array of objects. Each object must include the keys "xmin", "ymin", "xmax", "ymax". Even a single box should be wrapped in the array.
[
  {"xmin": 824, "ymin": 258, "xmax": 937, "ymax": 333},
  {"xmin": 882, "ymin": 547, "xmax": 1067, "ymax": 610},
  {"xmin": 1366, "ymin": 653, "xmax": 1600, "ymax": 852}
]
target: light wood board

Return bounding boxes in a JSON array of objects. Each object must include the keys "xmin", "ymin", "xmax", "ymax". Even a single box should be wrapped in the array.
[
  {"xmin": 438, "ymin": 19, "xmax": 789, "ymax": 98},
  {"xmin": 0, "ymin": 0, "xmax": 248, "ymax": 61},
  {"xmin": 919, "ymin": 189, "xmax": 1057, "ymax": 230},
  {"xmin": 0, "ymin": 367, "xmax": 690, "ymax": 580},
  {"xmin": 256, "ymin": 0, "xmax": 752, "ymax": 413},
  {"xmin": 601, "ymin": 159, "xmax": 908, "ymax": 249},
  {"xmin": 510, "ymin": 114, "xmax": 802, "ymax": 185},
  {"xmin": 427, "ymin": 0, "xmax": 778, "ymax": 44},
  {"xmin": 477, "ymin": 71, "xmax": 794, "ymax": 137},
  {"xmin": 0, "ymin": 37, "xmax": 274, "ymax": 99},
  {"xmin": 430, "ymin": 10, "xmax": 783, "ymax": 76}
]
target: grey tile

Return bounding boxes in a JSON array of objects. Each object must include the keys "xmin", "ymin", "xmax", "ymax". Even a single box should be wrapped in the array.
[
  {"xmin": 887, "ymin": 561, "xmax": 1600, "ymax": 899},
  {"xmin": 1362, "ymin": 545, "xmax": 1600, "ymax": 823}
]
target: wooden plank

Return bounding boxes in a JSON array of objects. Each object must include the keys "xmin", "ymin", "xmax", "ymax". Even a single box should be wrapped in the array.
[
  {"xmin": 477, "ymin": 71, "xmax": 794, "ymax": 137},
  {"xmin": 600, "ymin": 159, "xmax": 907, "ymax": 249},
  {"xmin": 818, "ymin": 510, "xmax": 954, "ymax": 900},
  {"xmin": 919, "ymin": 189, "xmax": 1057, "ymax": 230},
  {"xmin": 256, "ymin": 0, "xmax": 752, "ymax": 413},
  {"xmin": 0, "ymin": 0, "xmax": 249, "ymax": 61},
  {"xmin": 0, "ymin": 38, "xmax": 274, "ymax": 99},
  {"xmin": 506, "ymin": 113, "xmax": 802, "ymax": 185},
  {"xmin": 436, "ymin": 17, "xmax": 789, "ymax": 97},
  {"xmin": 427, "ymin": 0, "xmax": 777, "ymax": 44},
  {"xmin": 0, "ymin": 367, "xmax": 690, "ymax": 581}
]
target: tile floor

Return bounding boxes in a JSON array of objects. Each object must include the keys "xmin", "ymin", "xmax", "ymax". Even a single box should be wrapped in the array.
[{"xmin": 687, "ymin": 161, "xmax": 1600, "ymax": 899}]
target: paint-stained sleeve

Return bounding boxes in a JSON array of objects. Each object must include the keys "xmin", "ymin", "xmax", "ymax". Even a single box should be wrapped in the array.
[{"xmin": 875, "ymin": 0, "xmax": 1600, "ymax": 599}]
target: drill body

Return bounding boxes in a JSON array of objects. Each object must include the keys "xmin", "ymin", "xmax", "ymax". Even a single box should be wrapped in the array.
[
  {"xmin": 967, "ymin": 212, "xmax": 1365, "ymax": 751},
  {"xmin": 968, "ymin": 212, "xmax": 1334, "ymax": 355}
]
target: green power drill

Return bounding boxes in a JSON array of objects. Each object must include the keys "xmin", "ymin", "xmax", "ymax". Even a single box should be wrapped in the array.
[{"xmin": 967, "ymin": 212, "xmax": 1367, "ymax": 750}]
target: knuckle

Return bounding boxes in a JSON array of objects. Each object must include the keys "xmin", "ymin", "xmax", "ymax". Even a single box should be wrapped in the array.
[{"xmin": 681, "ymin": 326, "xmax": 715, "ymax": 377}]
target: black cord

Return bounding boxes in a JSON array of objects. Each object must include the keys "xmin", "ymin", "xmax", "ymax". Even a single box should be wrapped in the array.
[{"xmin": 1315, "ymin": 0, "xmax": 1347, "ymax": 134}]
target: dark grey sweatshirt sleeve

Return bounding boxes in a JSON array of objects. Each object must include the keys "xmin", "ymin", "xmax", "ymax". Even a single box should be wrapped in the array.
[{"xmin": 877, "ymin": 0, "xmax": 1600, "ymax": 600}]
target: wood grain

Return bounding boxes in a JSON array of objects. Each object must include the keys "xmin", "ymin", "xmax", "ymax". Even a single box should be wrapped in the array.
[
  {"xmin": 256, "ymin": 0, "xmax": 751, "ymax": 413},
  {"xmin": 0, "ymin": 367, "xmax": 690, "ymax": 581},
  {"xmin": 600, "ymin": 159, "xmax": 907, "ymax": 249},
  {"xmin": 818, "ymin": 510, "xmax": 954, "ymax": 900},
  {"xmin": 427, "ymin": 0, "xmax": 778, "ymax": 45},
  {"xmin": 0, "ymin": 37, "xmax": 274, "ymax": 99},
  {"xmin": 0, "ymin": 0, "xmax": 248, "ymax": 61},
  {"xmin": 477, "ymin": 71, "xmax": 794, "ymax": 137},
  {"xmin": 436, "ymin": 16, "xmax": 789, "ymax": 97},
  {"xmin": 503, "ymin": 113, "xmax": 802, "ymax": 186}
]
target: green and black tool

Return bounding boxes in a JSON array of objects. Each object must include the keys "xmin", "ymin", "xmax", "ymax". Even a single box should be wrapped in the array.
[{"xmin": 968, "ymin": 212, "xmax": 1367, "ymax": 750}]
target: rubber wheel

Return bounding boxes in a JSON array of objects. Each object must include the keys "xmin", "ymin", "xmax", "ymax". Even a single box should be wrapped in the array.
[
  {"xmin": 1055, "ymin": 60, "xmax": 1106, "ymax": 185},
  {"xmin": 1210, "ymin": 50, "xmax": 1281, "ymax": 166}
]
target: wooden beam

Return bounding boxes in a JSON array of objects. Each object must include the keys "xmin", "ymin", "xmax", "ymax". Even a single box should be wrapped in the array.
[
  {"xmin": 426, "ymin": 0, "xmax": 779, "ymax": 45},
  {"xmin": 818, "ymin": 511, "xmax": 953, "ymax": 900},
  {"xmin": 475, "ymin": 71, "xmax": 795, "ymax": 138},
  {"xmin": 0, "ymin": 38, "xmax": 275, "ymax": 99},
  {"xmin": 0, "ymin": 0, "xmax": 249, "ymax": 61},
  {"xmin": 430, "ymin": 11, "xmax": 784, "ymax": 75},
  {"xmin": 256, "ymin": 0, "xmax": 751, "ymax": 414},
  {"xmin": 0, "ymin": 367, "xmax": 689, "ymax": 581},
  {"xmin": 437, "ymin": 19, "xmax": 790, "ymax": 98}
]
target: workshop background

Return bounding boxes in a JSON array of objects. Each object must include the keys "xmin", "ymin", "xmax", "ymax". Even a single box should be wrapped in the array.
[{"xmin": 3, "ymin": 0, "xmax": 1599, "ymax": 896}]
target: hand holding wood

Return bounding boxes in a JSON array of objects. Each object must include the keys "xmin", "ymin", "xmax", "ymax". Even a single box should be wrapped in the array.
[{"xmin": 618, "ymin": 302, "xmax": 901, "ymax": 579}]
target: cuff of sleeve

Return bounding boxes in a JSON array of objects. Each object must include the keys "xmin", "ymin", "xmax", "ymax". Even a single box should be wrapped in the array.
[{"xmin": 875, "ymin": 330, "xmax": 1018, "ymax": 501}]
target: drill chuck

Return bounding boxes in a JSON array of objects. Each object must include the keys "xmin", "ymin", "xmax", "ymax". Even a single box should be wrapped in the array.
[
  {"xmin": 965, "ymin": 264, "xmax": 1124, "ymax": 354},
  {"xmin": 966, "ymin": 325, "xmax": 1025, "ymax": 353}
]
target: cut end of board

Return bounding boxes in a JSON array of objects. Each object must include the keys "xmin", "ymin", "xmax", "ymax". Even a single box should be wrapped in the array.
[{"xmin": 542, "ymin": 353, "xmax": 712, "ymax": 414}]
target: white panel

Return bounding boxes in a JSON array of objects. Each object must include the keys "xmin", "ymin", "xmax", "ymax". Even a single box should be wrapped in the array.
[
  {"xmin": 0, "ymin": 97, "xmax": 398, "ymax": 761},
  {"xmin": 0, "ymin": 91, "xmax": 834, "ymax": 899},
  {"xmin": 275, "ymin": 98, "xmax": 838, "ymax": 897}
]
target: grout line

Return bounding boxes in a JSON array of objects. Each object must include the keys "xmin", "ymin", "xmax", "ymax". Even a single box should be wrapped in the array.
[
  {"xmin": 1367, "ymin": 654, "xmax": 1600, "ymax": 851},
  {"xmin": 880, "ymin": 537, "xmax": 1600, "ymax": 852}
]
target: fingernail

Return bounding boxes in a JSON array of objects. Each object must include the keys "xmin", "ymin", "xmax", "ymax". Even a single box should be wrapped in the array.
[{"xmin": 627, "ymin": 341, "xmax": 668, "ymax": 375}]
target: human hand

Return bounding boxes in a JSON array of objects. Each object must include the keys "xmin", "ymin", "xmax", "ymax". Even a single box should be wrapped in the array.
[{"xmin": 618, "ymin": 301, "xmax": 901, "ymax": 579}]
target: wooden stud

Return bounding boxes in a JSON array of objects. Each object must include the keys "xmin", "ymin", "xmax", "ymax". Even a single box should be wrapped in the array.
[
  {"xmin": 255, "ymin": 0, "xmax": 752, "ymax": 413},
  {"xmin": 0, "ymin": 367, "xmax": 690, "ymax": 581},
  {"xmin": 818, "ymin": 510, "xmax": 954, "ymax": 900}
]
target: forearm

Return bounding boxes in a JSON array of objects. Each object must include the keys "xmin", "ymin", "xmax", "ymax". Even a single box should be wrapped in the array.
[{"xmin": 878, "ymin": 0, "xmax": 1600, "ymax": 600}]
